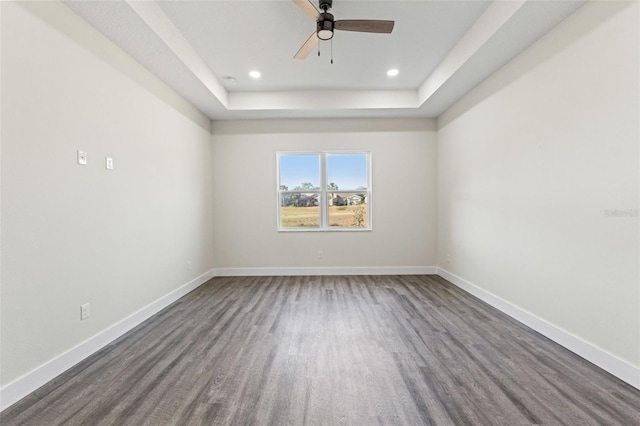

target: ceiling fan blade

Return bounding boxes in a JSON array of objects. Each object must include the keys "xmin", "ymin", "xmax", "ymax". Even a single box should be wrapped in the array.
[
  {"xmin": 335, "ymin": 20, "xmax": 395, "ymax": 33},
  {"xmin": 294, "ymin": 32, "xmax": 319, "ymax": 59},
  {"xmin": 293, "ymin": 0, "xmax": 320, "ymax": 20}
]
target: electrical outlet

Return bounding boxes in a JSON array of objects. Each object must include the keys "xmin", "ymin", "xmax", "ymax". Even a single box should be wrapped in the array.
[
  {"xmin": 80, "ymin": 303, "xmax": 90, "ymax": 320},
  {"xmin": 105, "ymin": 157, "xmax": 114, "ymax": 170}
]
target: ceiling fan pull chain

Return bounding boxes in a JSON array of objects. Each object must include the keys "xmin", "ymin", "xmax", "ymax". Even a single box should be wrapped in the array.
[
  {"xmin": 318, "ymin": 41, "xmax": 320, "ymax": 56},
  {"xmin": 331, "ymin": 38, "xmax": 334, "ymax": 64}
]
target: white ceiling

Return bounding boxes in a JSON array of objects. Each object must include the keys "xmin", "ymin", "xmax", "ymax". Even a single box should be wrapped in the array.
[{"xmin": 64, "ymin": 0, "xmax": 586, "ymax": 121}]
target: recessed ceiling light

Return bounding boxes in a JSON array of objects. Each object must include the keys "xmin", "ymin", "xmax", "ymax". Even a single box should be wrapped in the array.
[
  {"xmin": 249, "ymin": 70, "xmax": 261, "ymax": 79},
  {"xmin": 387, "ymin": 68, "xmax": 399, "ymax": 77}
]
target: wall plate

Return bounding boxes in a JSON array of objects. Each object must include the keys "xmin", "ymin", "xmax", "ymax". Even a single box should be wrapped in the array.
[{"xmin": 77, "ymin": 150, "xmax": 87, "ymax": 165}]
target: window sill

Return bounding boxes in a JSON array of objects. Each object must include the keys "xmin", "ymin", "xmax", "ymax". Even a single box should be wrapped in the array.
[{"xmin": 277, "ymin": 228, "xmax": 372, "ymax": 232}]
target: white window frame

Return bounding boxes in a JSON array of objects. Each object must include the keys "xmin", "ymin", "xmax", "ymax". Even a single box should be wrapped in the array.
[{"xmin": 277, "ymin": 151, "xmax": 372, "ymax": 232}]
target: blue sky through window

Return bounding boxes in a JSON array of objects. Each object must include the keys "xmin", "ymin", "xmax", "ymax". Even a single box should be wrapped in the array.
[
  {"xmin": 279, "ymin": 153, "xmax": 368, "ymax": 190},
  {"xmin": 327, "ymin": 154, "xmax": 368, "ymax": 190},
  {"xmin": 279, "ymin": 154, "xmax": 319, "ymax": 189}
]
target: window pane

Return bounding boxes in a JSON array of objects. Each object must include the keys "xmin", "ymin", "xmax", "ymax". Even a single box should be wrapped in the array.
[
  {"xmin": 328, "ymin": 192, "xmax": 368, "ymax": 228},
  {"xmin": 279, "ymin": 154, "xmax": 320, "ymax": 191},
  {"xmin": 277, "ymin": 151, "xmax": 370, "ymax": 231},
  {"xmin": 280, "ymin": 193, "xmax": 320, "ymax": 228},
  {"xmin": 327, "ymin": 154, "xmax": 368, "ymax": 191}
]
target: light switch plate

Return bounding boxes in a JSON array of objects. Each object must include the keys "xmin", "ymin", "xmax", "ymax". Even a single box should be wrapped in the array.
[
  {"xmin": 77, "ymin": 150, "xmax": 87, "ymax": 165},
  {"xmin": 80, "ymin": 303, "xmax": 90, "ymax": 320},
  {"xmin": 105, "ymin": 157, "xmax": 114, "ymax": 170}
]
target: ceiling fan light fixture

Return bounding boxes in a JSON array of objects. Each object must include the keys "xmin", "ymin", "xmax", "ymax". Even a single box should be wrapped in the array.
[
  {"xmin": 317, "ymin": 15, "xmax": 334, "ymax": 40},
  {"xmin": 317, "ymin": 28, "xmax": 333, "ymax": 40}
]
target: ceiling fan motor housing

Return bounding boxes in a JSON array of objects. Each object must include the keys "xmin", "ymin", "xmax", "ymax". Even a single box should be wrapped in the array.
[{"xmin": 317, "ymin": 12, "xmax": 334, "ymax": 40}]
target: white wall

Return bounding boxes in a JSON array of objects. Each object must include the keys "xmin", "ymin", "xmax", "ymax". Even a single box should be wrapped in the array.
[
  {"xmin": 437, "ymin": 0, "xmax": 639, "ymax": 370},
  {"xmin": 211, "ymin": 118, "xmax": 437, "ymax": 274},
  {"xmin": 1, "ymin": 1, "xmax": 214, "ymax": 389},
  {"xmin": 2, "ymin": 0, "xmax": 637, "ymax": 408}
]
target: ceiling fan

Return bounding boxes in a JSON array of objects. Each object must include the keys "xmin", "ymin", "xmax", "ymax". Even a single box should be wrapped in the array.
[{"xmin": 293, "ymin": 0, "xmax": 395, "ymax": 60}]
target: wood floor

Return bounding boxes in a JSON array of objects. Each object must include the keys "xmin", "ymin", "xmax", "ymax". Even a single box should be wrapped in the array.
[{"xmin": 2, "ymin": 275, "xmax": 639, "ymax": 425}]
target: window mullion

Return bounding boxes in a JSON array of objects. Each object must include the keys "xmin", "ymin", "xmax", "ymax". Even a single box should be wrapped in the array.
[{"xmin": 320, "ymin": 153, "xmax": 327, "ymax": 229}]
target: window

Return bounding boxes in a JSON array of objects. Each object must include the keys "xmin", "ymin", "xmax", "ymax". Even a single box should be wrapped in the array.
[{"xmin": 277, "ymin": 152, "xmax": 371, "ymax": 231}]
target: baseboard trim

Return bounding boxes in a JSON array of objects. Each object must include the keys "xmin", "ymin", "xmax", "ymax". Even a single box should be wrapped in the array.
[
  {"xmin": 0, "ymin": 269, "xmax": 216, "ymax": 412},
  {"xmin": 5, "ymin": 266, "xmax": 635, "ymax": 411},
  {"xmin": 436, "ymin": 267, "xmax": 640, "ymax": 390},
  {"xmin": 214, "ymin": 266, "xmax": 437, "ymax": 276}
]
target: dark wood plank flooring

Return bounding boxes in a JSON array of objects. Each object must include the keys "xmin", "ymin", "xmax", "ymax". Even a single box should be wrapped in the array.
[{"xmin": 2, "ymin": 275, "xmax": 639, "ymax": 425}]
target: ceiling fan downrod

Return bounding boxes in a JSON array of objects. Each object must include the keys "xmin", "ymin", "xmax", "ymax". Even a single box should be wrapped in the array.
[{"xmin": 319, "ymin": 0, "xmax": 332, "ymax": 12}]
